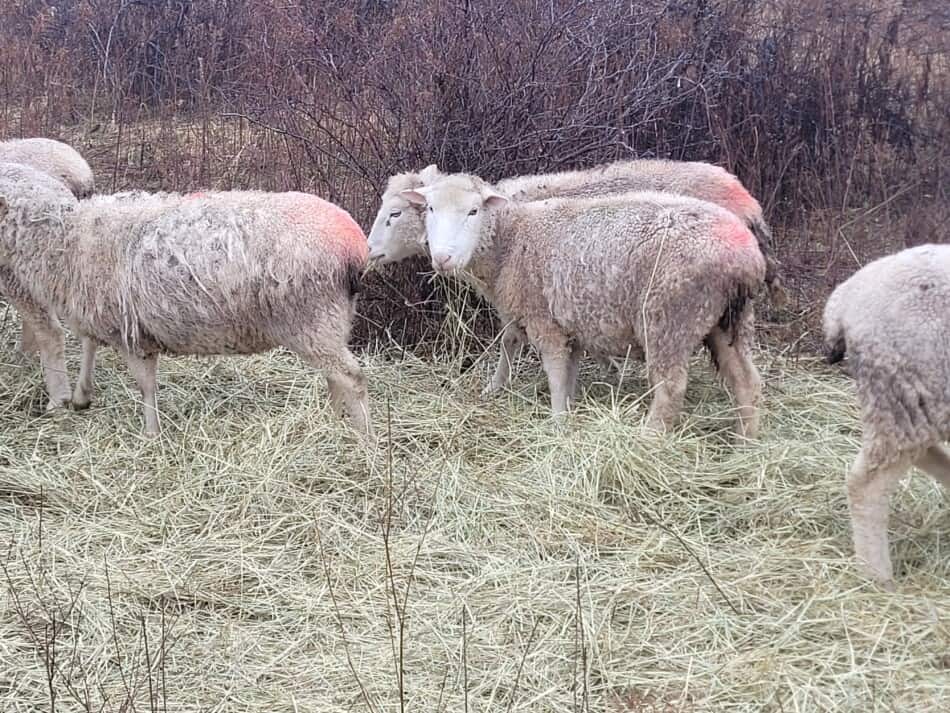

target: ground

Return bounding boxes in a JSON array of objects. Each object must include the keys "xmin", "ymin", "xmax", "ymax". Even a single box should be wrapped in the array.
[{"xmin": 0, "ymin": 316, "xmax": 947, "ymax": 712}]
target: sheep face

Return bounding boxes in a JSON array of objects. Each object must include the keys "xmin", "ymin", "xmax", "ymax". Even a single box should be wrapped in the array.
[
  {"xmin": 367, "ymin": 193, "xmax": 427, "ymax": 264},
  {"xmin": 403, "ymin": 177, "xmax": 508, "ymax": 274}
]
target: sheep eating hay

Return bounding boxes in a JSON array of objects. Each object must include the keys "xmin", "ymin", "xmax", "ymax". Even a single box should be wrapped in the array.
[
  {"xmin": 0, "ymin": 138, "xmax": 96, "ymax": 355},
  {"xmin": 0, "ymin": 137, "xmax": 95, "ymax": 199},
  {"xmin": 0, "ymin": 164, "xmax": 372, "ymax": 436},
  {"xmin": 405, "ymin": 173, "xmax": 766, "ymax": 436},
  {"xmin": 368, "ymin": 158, "xmax": 781, "ymax": 300},
  {"xmin": 823, "ymin": 243, "xmax": 950, "ymax": 588}
]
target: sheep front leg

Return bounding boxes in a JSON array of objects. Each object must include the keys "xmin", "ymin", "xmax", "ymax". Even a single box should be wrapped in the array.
[
  {"xmin": 123, "ymin": 351, "xmax": 160, "ymax": 436},
  {"xmin": 847, "ymin": 448, "xmax": 909, "ymax": 589},
  {"xmin": 914, "ymin": 445, "xmax": 950, "ymax": 489},
  {"xmin": 19, "ymin": 311, "xmax": 71, "ymax": 410},
  {"xmin": 484, "ymin": 322, "xmax": 525, "ymax": 396},
  {"xmin": 71, "ymin": 336, "xmax": 98, "ymax": 410}
]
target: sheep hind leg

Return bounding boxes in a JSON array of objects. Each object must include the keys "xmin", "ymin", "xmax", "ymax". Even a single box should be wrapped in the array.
[
  {"xmin": 566, "ymin": 343, "xmax": 583, "ymax": 402},
  {"xmin": 644, "ymin": 359, "xmax": 689, "ymax": 433},
  {"xmin": 914, "ymin": 445, "xmax": 950, "ymax": 489},
  {"xmin": 313, "ymin": 349, "xmax": 373, "ymax": 438},
  {"xmin": 123, "ymin": 352, "xmax": 160, "ymax": 436},
  {"xmin": 19, "ymin": 321, "xmax": 38, "ymax": 356},
  {"xmin": 539, "ymin": 344, "xmax": 574, "ymax": 416},
  {"xmin": 707, "ymin": 326, "xmax": 762, "ymax": 438},
  {"xmin": 847, "ymin": 448, "xmax": 910, "ymax": 590},
  {"xmin": 484, "ymin": 322, "xmax": 525, "ymax": 396},
  {"xmin": 71, "ymin": 337, "xmax": 98, "ymax": 410}
]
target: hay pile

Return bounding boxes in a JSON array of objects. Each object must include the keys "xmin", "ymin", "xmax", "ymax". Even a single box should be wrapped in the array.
[{"xmin": 0, "ymin": 318, "xmax": 947, "ymax": 712}]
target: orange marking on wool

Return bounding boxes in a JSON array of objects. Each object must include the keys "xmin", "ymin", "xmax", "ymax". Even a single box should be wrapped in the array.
[
  {"xmin": 717, "ymin": 218, "xmax": 756, "ymax": 249},
  {"xmin": 721, "ymin": 182, "xmax": 759, "ymax": 214},
  {"xmin": 286, "ymin": 196, "xmax": 369, "ymax": 263},
  {"xmin": 184, "ymin": 191, "xmax": 207, "ymax": 200}
]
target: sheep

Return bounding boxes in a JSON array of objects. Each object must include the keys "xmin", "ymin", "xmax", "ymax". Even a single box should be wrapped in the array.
[
  {"xmin": 403, "ymin": 173, "xmax": 766, "ymax": 436},
  {"xmin": 368, "ymin": 159, "xmax": 781, "ymax": 296},
  {"xmin": 0, "ymin": 138, "xmax": 96, "ymax": 354},
  {"xmin": 0, "ymin": 137, "xmax": 95, "ymax": 199},
  {"xmin": 0, "ymin": 164, "xmax": 372, "ymax": 436},
  {"xmin": 368, "ymin": 159, "xmax": 780, "ymax": 395},
  {"xmin": 823, "ymin": 244, "xmax": 950, "ymax": 588}
]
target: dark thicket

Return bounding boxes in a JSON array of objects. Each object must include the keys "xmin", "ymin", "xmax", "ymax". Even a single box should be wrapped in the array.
[{"xmin": 1, "ymin": 0, "xmax": 947, "ymax": 348}]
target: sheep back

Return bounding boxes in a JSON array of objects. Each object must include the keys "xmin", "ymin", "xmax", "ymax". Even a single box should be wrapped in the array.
[
  {"xmin": 823, "ymin": 244, "xmax": 950, "ymax": 461},
  {"xmin": 492, "ymin": 191, "xmax": 765, "ymax": 360}
]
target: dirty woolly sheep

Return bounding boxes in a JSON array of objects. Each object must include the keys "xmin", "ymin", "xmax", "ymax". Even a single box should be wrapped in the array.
[
  {"xmin": 824, "ymin": 243, "xmax": 950, "ymax": 588},
  {"xmin": 404, "ymin": 173, "xmax": 766, "ymax": 436},
  {"xmin": 0, "ymin": 138, "xmax": 96, "ymax": 354},
  {"xmin": 369, "ymin": 159, "xmax": 780, "ymax": 294},
  {"xmin": 0, "ymin": 165, "xmax": 372, "ymax": 436},
  {"xmin": 368, "ymin": 159, "xmax": 780, "ymax": 392}
]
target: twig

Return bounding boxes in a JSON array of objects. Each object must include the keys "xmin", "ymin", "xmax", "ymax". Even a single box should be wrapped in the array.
[{"xmin": 633, "ymin": 508, "xmax": 741, "ymax": 616}]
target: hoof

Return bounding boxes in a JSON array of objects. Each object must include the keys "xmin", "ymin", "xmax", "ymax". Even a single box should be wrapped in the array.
[{"xmin": 70, "ymin": 398, "xmax": 92, "ymax": 411}]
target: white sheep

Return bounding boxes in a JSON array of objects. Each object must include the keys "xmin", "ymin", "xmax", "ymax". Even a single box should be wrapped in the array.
[
  {"xmin": 0, "ymin": 137, "xmax": 95, "ymax": 198},
  {"xmin": 823, "ymin": 243, "xmax": 950, "ymax": 588},
  {"xmin": 404, "ymin": 173, "xmax": 766, "ymax": 436},
  {"xmin": 369, "ymin": 159, "xmax": 780, "ymax": 294},
  {"xmin": 0, "ymin": 165, "xmax": 372, "ymax": 436},
  {"xmin": 0, "ymin": 138, "xmax": 96, "ymax": 354},
  {"xmin": 368, "ymin": 159, "xmax": 779, "ymax": 393}
]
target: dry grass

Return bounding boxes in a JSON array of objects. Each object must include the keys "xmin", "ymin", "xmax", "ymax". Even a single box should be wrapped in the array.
[{"xmin": 0, "ymin": 315, "xmax": 947, "ymax": 712}]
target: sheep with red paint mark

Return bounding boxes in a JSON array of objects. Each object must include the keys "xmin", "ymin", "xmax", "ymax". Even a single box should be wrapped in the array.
[
  {"xmin": 369, "ymin": 159, "xmax": 782, "ymax": 302},
  {"xmin": 0, "ymin": 164, "xmax": 372, "ymax": 436},
  {"xmin": 404, "ymin": 174, "xmax": 766, "ymax": 436}
]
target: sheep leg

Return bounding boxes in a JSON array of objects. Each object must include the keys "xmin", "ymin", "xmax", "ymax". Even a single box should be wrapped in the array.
[
  {"xmin": 914, "ymin": 445, "xmax": 950, "ymax": 489},
  {"xmin": 644, "ymin": 360, "xmax": 688, "ymax": 433},
  {"xmin": 323, "ymin": 349, "xmax": 373, "ymax": 437},
  {"xmin": 18, "ymin": 310, "xmax": 71, "ymax": 410},
  {"xmin": 539, "ymin": 345, "xmax": 574, "ymax": 415},
  {"xmin": 566, "ymin": 342, "xmax": 583, "ymax": 401},
  {"xmin": 847, "ymin": 448, "xmax": 909, "ymax": 589},
  {"xmin": 71, "ymin": 336, "xmax": 98, "ymax": 410},
  {"xmin": 19, "ymin": 321, "xmax": 38, "ymax": 355},
  {"xmin": 123, "ymin": 351, "xmax": 160, "ymax": 436},
  {"xmin": 484, "ymin": 322, "xmax": 525, "ymax": 396},
  {"xmin": 707, "ymin": 326, "xmax": 762, "ymax": 438}
]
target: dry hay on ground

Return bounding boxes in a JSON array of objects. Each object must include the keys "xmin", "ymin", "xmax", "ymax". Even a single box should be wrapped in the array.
[{"xmin": 0, "ymin": 318, "xmax": 947, "ymax": 712}]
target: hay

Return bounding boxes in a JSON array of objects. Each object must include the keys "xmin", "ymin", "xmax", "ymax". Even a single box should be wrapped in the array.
[{"xmin": 0, "ymin": 321, "xmax": 947, "ymax": 712}]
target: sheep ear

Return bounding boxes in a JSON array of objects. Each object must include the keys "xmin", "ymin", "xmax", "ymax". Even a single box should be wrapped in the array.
[
  {"xmin": 401, "ymin": 188, "xmax": 429, "ymax": 206},
  {"xmin": 419, "ymin": 164, "xmax": 441, "ymax": 183},
  {"xmin": 484, "ymin": 191, "xmax": 509, "ymax": 209}
]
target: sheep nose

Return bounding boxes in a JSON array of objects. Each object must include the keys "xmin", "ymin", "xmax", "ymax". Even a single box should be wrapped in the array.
[{"xmin": 432, "ymin": 252, "xmax": 453, "ymax": 271}]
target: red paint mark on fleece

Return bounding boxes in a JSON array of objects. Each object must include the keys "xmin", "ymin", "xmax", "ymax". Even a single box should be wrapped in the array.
[
  {"xmin": 716, "ymin": 217, "xmax": 756, "ymax": 249},
  {"xmin": 719, "ymin": 181, "xmax": 759, "ymax": 216},
  {"xmin": 184, "ymin": 191, "xmax": 207, "ymax": 200},
  {"xmin": 285, "ymin": 195, "xmax": 369, "ymax": 263}
]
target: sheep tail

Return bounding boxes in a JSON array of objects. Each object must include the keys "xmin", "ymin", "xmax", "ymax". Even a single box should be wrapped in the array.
[
  {"xmin": 749, "ymin": 216, "xmax": 790, "ymax": 308},
  {"xmin": 344, "ymin": 259, "xmax": 363, "ymax": 298},
  {"xmin": 825, "ymin": 328, "xmax": 847, "ymax": 364}
]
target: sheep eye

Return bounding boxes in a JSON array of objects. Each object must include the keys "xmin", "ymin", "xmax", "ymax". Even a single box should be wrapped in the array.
[
  {"xmin": 428, "ymin": 206, "xmax": 433, "ymax": 212},
  {"xmin": 389, "ymin": 210, "xmax": 402, "ymax": 219},
  {"xmin": 468, "ymin": 208, "xmax": 478, "ymax": 216}
]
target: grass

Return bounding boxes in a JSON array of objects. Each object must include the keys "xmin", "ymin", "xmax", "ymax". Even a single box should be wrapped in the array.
[{"xmin": 0, "ymin": 314, "xmax": 947, "ymax": 712}]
